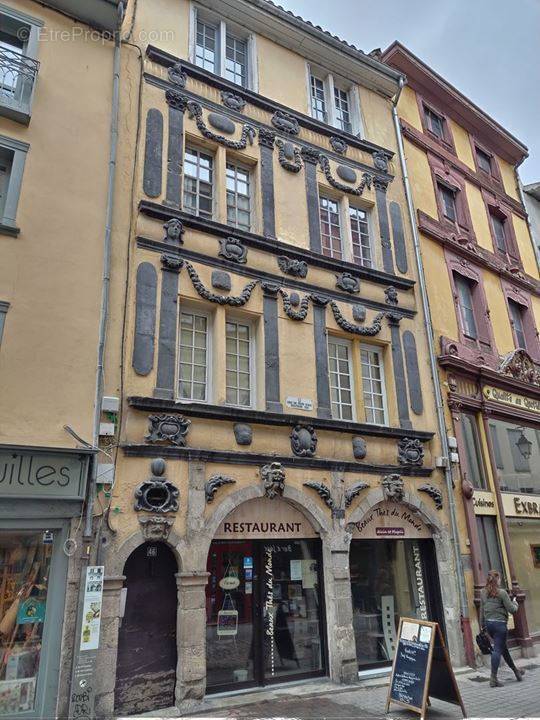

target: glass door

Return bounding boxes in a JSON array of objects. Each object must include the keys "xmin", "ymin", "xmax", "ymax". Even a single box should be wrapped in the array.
[{"xmin": 261, "ymin": 539, "xmax": 325, "ymax": 683}]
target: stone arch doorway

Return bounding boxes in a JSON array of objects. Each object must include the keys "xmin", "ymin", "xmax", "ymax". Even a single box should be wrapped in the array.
[
  {"xmin": 204, "ymin": 496, "xmax": 327, "ymax": 693},
  {"xmin": 114, "ymin": 541, "xmax": 178, "ymax": 716},
  {"xmin": 347, "ymin": 497, "xmax": 445, "ymax": 672}
]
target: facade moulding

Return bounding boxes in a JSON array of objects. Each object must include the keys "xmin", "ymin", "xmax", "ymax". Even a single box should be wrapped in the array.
[
  {"xmin": 144, "ymin": 47, "xmax": 395, "ymax": 162},
  {"xmin": 138, "ymin": 202, "xmax": 416, "ymax": 293},
  {"xmin": 127, "ymin": 396, "xmax": 434, "ymax": 441},
  {"xmin": 440, "ymin": 359, "xmax": 540, "ymax": 406},
  {"xmin": 418, "ymin": 211, "xmax": 540, "ymax": 296},
  {"xmin": 401, "ymin": 121, "xmax": 527, "ymax": 219},
  {"xmin": 121, "ymin": 444, "xmax": 433, "ymax": 476}
]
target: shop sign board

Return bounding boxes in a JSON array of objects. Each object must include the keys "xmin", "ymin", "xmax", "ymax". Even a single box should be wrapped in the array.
[
  {"xmin": 386, "ymin": 618, "xmax": 466, "ymax": 718},
  {"xmin": 472, "ymin": 490, "xmax": 497, "ymax": 515},
  {"xmin": 502, "ymin": 492, "xmax": 540, "ymax": 518},
  {"xmin": 483, "ymin": 385, "xmax": 540, "ymax": 415},
  {"xmin": 348, "ymin": 502, "xmax": 431, "ymax": 539},
  {"xmin": 215, "ymin": 497, "xmax": 317, "ymax": 539},
  {"xmin": 0, "ymin": 448, "xmax": 89, "ymax": 500}
]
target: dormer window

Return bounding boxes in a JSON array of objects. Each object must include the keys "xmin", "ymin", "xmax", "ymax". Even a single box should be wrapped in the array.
[{"xmin": 307, "ymin": 65, "xmax": 362, "ymax": 136}]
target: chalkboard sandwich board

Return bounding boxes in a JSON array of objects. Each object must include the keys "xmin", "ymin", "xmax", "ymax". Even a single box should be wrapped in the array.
[{"xmin": 386, "ymin": 618, "xmax": 466, "ymax": 718}]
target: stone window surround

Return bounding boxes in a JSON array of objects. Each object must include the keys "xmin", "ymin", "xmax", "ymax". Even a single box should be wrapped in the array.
[
  {"xmin": 316, "ymin": 183, "xmax": 376, "ymax": 269},
  {"xmin": 445, "ymin": 250, "xmax": 495, "ymax": 352},
  {"xmin": 0, "ymin": 1, "xmax": 43, "ymax": 124},
  {"xmin": 305, "ymin": 61, "xmax": 364, "ymax": 137},
  {"xmin": 470, "ymin": 135, "xmax": 503, "ymax": 185},
  {"xmin": 428, "ymin": 152, "xmax": 474, "ymax": 237},
  {"xmin": 0, "ymin": 133, "xmax": 29, "ymax": 237},
  {"xmin": 188, "ymin": 2, "xmax": 258, "ymax": 92},
  {"xmin": 481, "ymin": 186, "xmax": 521, "ymax": 266},
  {"xmin": 500, "ymin": 279, "xmax": 540, "ymax": 362},
  {"xmin": 416, "ymin": 92, "xmax": 456, "ymax": 154}
]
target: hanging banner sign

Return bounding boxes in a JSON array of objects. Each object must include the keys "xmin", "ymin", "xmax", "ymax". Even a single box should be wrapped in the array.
[{"xmin": 483, "ymin": 386, "xmax": 540, "ymax": 415}]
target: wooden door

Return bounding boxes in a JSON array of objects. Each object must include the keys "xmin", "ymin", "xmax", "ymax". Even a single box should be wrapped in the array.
[{"xmin": 114, "ymin": 542, "xmax": 178, "ymax": 715}]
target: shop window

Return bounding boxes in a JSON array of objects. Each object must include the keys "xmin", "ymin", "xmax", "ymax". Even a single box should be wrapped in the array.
[
  {"xmin": 192, "ymin": 8, "xmax": 254, "ymax": 89},
  {"xmin": 476, "ymin": 515, "xmax": 505, "ymax": 579},
  {"xmin": 507, "ymin": 428, "xmax": 531, "ymax": 474},
  {"xmin": 319, "ymin": 195, "xmax": 343, "ymax": 259},
  {"xmin": 461, "ymin": 413, "xmax": 488, "ymax": 489},
  {"xmin": 509, "ymin": 520, "xmax": 540, "ymax": 634},
  {"xmin": 489, "ymin": 423, "xmax": 505, "ymax": 470},
  {"xmin": 531, "ymin": 545, "xmax": 540, "ymax": 569},
  {"xmin": 183, "ymin": 146, "xmax": 214, "ymax": 219},
  {"xmin": 226, "ymin": 161, "xmax": 251, "ymax": 231},
  {"xmin": 225, "ymin": 318, "xmax": 253, "ymax": 407},
  {"xmin": 328, "ymin": 337, "xmax": 354, "ymax": 421},
  {"xmin": 360, "ymin": 344, "xmax": 387, "ymax": 425},
  {"xmin": 0, "ymin": 532, "xmax": 52, "ymax": 714},
  {"xmin": 178, "ymin": 310, "xmax": 210, "ymax": 402},
  {"xmin": 487, "ymin": 419, "xmax": 540, "ymax": 494}
]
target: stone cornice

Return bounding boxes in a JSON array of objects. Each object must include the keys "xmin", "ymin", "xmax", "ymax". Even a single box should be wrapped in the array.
[
  {"xmin": 137, "ymin": 236, "xmax": 416, "ymax": 319},
  {"xmin": 127, "ymin": 396, "xmax": 435, "ymax": 441},
  {"xmin": 146, "ymin": 45, "xmax": 395, "ymax": 161},
  {"xmin": 138, "ymin": 200, "xmax": 417, "ymax": 293},
  {"xmin": 121, "ymin": 443, "xmax": 434, "ymax": 476},
  {"xmin": 401, "ymin": 120, "xmax": 527, "ymax": 219},
  {"xmin": 417, "ymin": 210, "xmax": 540, "ymax": 296}
]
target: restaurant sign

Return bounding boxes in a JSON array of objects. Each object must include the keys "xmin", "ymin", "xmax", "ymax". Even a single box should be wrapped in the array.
[
  {"xmin": 483, "ymin": 386, "xmax": 540, "ymax": 415},
  {"xmin": 347, "ymin": 502, "xmax": 431, "ymax": 539},
  {"xmin": 502, "ymin": 492, "xmax": 540, "ymax": 519},
  {"xmin": 0, "ymin": 448, "xmax": 89, "ymax": 500}
]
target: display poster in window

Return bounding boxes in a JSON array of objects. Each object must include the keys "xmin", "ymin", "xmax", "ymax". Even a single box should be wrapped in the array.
[
  {"xmin": 80, "ymin": 566, "xmax": 104, "ymax": 652},
  {"xmin": 217, "ymin": 610, "xmax": 239, "ymax": 636},
  {"xmin": 386, "ymin": 618, "xmax": 466, "ymax": 718}
]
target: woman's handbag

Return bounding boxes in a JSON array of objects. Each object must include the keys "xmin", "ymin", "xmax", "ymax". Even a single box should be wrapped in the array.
[{"xmin": 476, "ymin": 628, "xmax": 493, "ymax": 655}]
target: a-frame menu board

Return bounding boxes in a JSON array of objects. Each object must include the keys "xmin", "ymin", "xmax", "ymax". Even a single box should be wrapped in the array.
[{"xmin": 386, "ymin": 618, "xmax": 466, "ymax": 718}]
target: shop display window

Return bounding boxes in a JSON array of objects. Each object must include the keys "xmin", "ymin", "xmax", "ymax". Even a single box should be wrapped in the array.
[
  {"xmin": 488, "ymin": 420, "xmax": 540, "ymax": 494},
  {"xmin": 508, "ymin": 519, "xmax": 540, "ymax": 634},
  {"xmin": 0, "ymin": 532, "xmax": 51, "ymax": 715}
]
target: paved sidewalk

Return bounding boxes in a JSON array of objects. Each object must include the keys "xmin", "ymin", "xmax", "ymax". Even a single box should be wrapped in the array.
[{"xmin": 185, "ymin": 659, "xmax": 540, "ymax": 718}]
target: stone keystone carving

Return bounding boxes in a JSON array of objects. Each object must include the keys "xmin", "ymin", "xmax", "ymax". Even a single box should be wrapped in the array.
[
  {"xmin": 261, "ymin": 462, "xmax": 285, "ymax": 499},
  {"xmin": 381, "ymin": 473, "xmax": 404, "ymax": 502},
  {"xmin": 134, "ymin": 458, "xmax": 179, "ymax": 513},
  {"xmin": 163, "ymin": 218, "xmax": 184, "ymax": 244},
  {"xmin": 139, "ymin": 516, "xmax": 174, "ymax": 540},
  {"xmin": 290, "ymin": 425, "xmax": 317, "ymax": 457},
  {"xmin": 397, "ymin": 438, "xmax": 425, "ymax": 467},
  {"xmin": 146, "ymin": 414, "xmax": 191, "ymax": 446},
  {"xmin": 218, "ymin": 236, "xmax": 248, "ymax": 264},
  {"xmin": 419, "ymin": 484, "xmax": 443, "ymax": 510},
  {"xmin": 205, "ymin": 475, "xmax": 236, "ymax": 503}
]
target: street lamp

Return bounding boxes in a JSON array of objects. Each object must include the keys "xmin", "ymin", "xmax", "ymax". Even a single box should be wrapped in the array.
[{"xmin": 515, "ymin": 428, "xmax": 533, "ymax": 460}]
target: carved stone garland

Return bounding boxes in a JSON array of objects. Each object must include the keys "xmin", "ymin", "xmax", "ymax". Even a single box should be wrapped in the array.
[
  {"xmin": 187, "ymin": 100, "xmax": 255, "ymax": 149},
  {"xmin": 329, "ymin": 302, "xmax": 385, "ymax": 336},
  {"xmin": 418, "ymin": 484, "xmax": 443, "ymax": 510},
  {"xmin": 303, "ymin": 482, "xmax": 338, "ymax": 512},
  {"xmin": 275, "ymin": 138, "xmax": 303, "ymax": 173},
  {"xmin": 319, "ymin": 155, "xmax": 373, "ymax": 196},
  {"xmin": 279, "ymin": 289, "xmax": 310, "ymax": 321},
  {"xmin": 205, "ymin": 474, "xmax": 236, "ymax": 503},
  {"xmin": 184, "ymin": 261, "xmax": 258, "ymax": 306},
  {"xmin": 344, "ymin": 481, "xmax": 370, "ymax": 508}
]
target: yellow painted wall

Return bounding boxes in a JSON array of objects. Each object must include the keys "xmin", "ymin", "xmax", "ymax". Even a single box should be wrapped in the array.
[
  {"xmin": 256, "ymin": 35, "xmax": 309, "ymax": 114},
  {"xmin": 449, "ymin": 119, "xmax": 475, "ymax": 170},
  {"xmin": 0, "ymin": 0, "xmax": 114, "ymax": 448},
  {"xmin": 403, "ymin": 139, "xmax": 438, "ymax": 218},
  {"xmin": 421, "ymin": 238, "xmax": 459, "ymax": 341},
  {"xmin": 498, "ymin": 158, "xmax": 519, "ymax": 201},
  {"xmin": 465, "ymin": 182, "xmax": 494, "ymax": 252},
  {"xmin": 482, "ymin": 273, "xmax": 514, "ymax": 354},
  {"xmin": 514, "ymin": 214, "xmax": 539, "ymax": 279},
  {"xmin": 397, "ymin": 85, "xmax": 422, "ymax": 132}
]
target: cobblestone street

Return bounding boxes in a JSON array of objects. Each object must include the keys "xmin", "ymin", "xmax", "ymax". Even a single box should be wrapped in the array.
[{"xmin": 183, "ymin": 660, "xmax": 540, "ymax": 719}]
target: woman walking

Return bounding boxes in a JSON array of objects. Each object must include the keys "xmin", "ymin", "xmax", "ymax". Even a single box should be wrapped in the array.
[{"xmin": 480, "ymin": 570, "xmax": 524, "ymax": 687}]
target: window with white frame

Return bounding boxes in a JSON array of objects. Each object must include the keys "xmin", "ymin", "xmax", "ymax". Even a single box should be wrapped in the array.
[
  {"xmin": 349, "ymin": 205, "xmax": 372, "ymax": 267},
  {"xmin": 0, "ymin": 135, "xmax": 28, "ymax": 236},
  {"xmin": 192, "ymin": 7, "xmax": 253, "ymax": 89},
  {"xmin": 183, "ymin": 146, "xmax": 214, "ymax": 219},
  {"xmin": 178, "ymin": 310, "xmax": 210, "ymax": 401},
  {"xmin": 328, "ymin": 337, "xmax": 354, "ymax": 420},
  {"xmin": 308, "ymin": 66, "xmax": 360, "ymax": 135},
  {"xmin": 319, "ymin": 195, "xmax": 343, "ymax": 259},
  {"xmin": 226, "ymin": 319, "xmax": 253, "ymax": 407},
  {"xmin": 333, "ymin": 86, "xmax": 351, "ymax": 133},
  {"xmin": 226, "ymin": 161, "xmax": 251, "ymax": 230},
  {"xmin": 310, "ymin": 74, "xmax": 327, "ymax": 122},
  {"xmin": 361, "ymin": 345, "xmax": 387, "ymax": 424}
]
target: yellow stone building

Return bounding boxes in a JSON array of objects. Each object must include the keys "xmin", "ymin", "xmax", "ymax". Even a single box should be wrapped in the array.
[
  {"xmin": 383, "ymin": 42, "xmax": 540, "ymax": 660},
  {"xmin": 0, "ymin": 1, "xmax": 121, "ymax": 718},
  {"xmin": 94, "ymin": 2, "xmax": 468, "ymax": 715}
]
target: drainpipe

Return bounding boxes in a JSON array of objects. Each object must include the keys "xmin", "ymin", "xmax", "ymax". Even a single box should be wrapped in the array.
[
  {"xmin": 83, "ymin": 9, "xmax": 123, "ymax": 541},
  {"xmin": 391, "ymin": 78, "xmax": 475, "ymax": 666}
]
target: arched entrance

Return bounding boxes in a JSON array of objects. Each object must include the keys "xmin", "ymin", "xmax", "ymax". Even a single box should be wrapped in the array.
[
  {"xmin": 348, "ymin": 500, "xmax": 444, "ymax": 671},
  {"xmin": 205, "ymin": 497, "xmax": 327, "ymax": 693},
  {"xmin": 114, "ymin": 541, "xmax": 178, "ymax": 715}
]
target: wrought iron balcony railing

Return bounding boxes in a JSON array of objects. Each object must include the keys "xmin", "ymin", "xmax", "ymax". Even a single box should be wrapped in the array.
[{"xmin": 0, "ymin": 47, "xmax": 40, "ymax": 120}]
